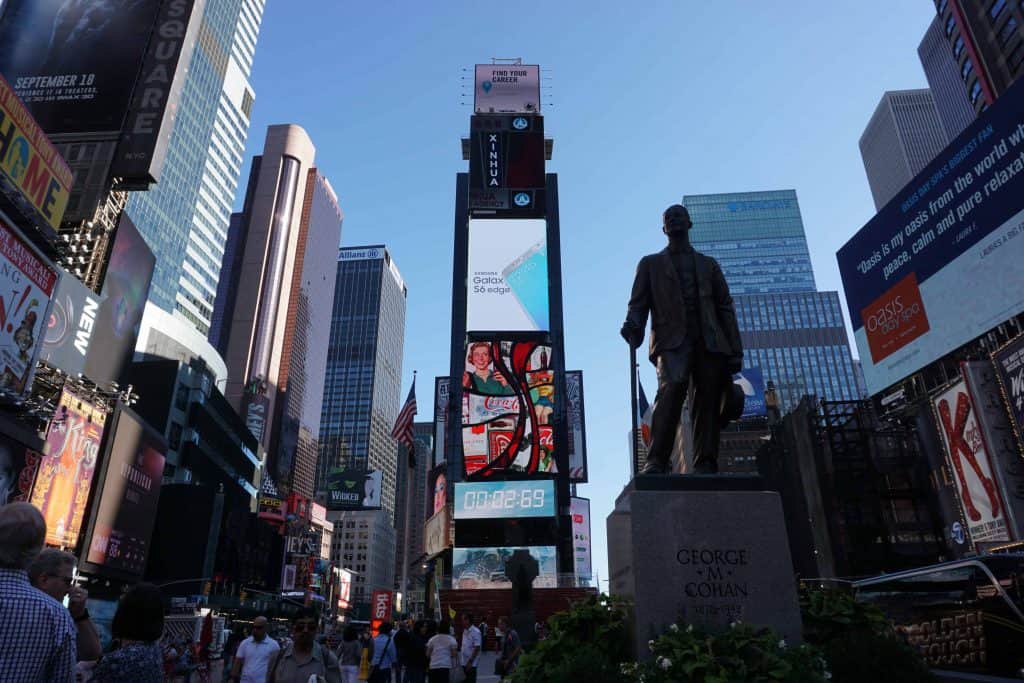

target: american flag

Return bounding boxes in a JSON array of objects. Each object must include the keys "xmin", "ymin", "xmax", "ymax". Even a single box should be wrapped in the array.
[{"xmin": 391, "ymin": 377, "xmax": 418, "ymax": 468}]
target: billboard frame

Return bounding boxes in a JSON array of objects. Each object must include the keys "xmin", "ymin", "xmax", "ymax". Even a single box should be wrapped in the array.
[{"xmin": 78, "ymin": 403, "xmax": 168, "ymax": 581}]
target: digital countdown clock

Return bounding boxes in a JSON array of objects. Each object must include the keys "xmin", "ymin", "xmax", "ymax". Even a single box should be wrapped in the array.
[{"xmin": 453, "ymin": 481, "xmax": 555, "ymax": 519}]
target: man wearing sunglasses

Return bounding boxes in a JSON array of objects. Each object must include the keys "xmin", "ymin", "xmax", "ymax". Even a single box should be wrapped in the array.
[
  {"xmin": 268, "ymin": 607, "xmax": 340, "ymax": 682},
  {"xmin": 27, "ymin": 548, "xmax": 102, "ymax": 662},
  {"xmin": 228, "ymin": 615, "xmax": 279, "ymax": 683}
]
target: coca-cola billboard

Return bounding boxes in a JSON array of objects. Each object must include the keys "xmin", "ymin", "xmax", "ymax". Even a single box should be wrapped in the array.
[{"xmin": 461, "ymin": 339, "xmax": 555, "ymax": 477}]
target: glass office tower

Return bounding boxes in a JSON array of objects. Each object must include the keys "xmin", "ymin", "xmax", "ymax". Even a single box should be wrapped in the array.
[
  {"xmin": 684, "ymin": 190, "xmax": 816, "ymax": 294},
  {"xmin": 125, "ymin": 0, "xmax": 266, "ymax": 335},
  {"xmin": 683, "ymin": 190, "xmax": 860, "ymax": 412},
  {"xmin": 319, "ymin": 246, "xmax": 408, "ymax": 517}
]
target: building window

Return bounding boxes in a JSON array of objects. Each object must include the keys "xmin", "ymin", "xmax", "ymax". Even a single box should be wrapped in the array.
[
  {"xmin": 961, "ymin": 58, "xmax": 974, "ymax": 80},
  {"xmin": 1010, "ymin": 41, "xmax": 1024, "ymax": 71},
  {"xmin": 953, "ymin": 35, "xmax": 965, "ymax": 59},
  {"xmin": 936, "ymin": 0, "xmax": 948, "ymax": 12},
  {"xmin": 970, "ymin": 79, "xmax": 983, "ymax": 104},
  {"xmin": 999, "ymin": 16, "xmax": 1018, "ymax": 45},
  {"xmin": 946, "ymin": 14, "xmax": 956, "ymax": 35},
  {"xmin": 990, "ymin": 0, "xmax": 1007, "ymax": 19}
]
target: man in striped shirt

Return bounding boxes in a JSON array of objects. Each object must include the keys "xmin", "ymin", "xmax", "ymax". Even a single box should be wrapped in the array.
[{"xmin": 0, "ymin": 503, "xmax": 77, "ymax": 682}]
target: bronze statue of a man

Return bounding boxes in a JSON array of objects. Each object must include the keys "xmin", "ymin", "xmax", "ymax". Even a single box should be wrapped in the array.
[{"xmin": 621, "ymin": 204, "xmax": 743, "ymax": 474}]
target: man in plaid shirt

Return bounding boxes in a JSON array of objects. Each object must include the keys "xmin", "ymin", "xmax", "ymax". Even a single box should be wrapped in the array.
[{"xmin": 0, "ymin": 503, "xmax": 77, "ymax": 682}]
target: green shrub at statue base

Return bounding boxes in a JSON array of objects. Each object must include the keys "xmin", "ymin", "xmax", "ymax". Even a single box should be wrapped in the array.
[{"xmin": 507, "ymin": 590, "xmax": 934, "ymax": 683}]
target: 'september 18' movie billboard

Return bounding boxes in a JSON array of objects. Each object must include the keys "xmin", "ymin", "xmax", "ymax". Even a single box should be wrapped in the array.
[
  {"xmin": 0, "ymin": 0, "xmax": 163, "ymax": 136},
  {"xmin": 837, "ymin": 79, "xmax": 1024, "ymax": 395}
]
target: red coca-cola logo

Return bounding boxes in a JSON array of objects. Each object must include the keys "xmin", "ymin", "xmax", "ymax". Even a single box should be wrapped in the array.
[
  {"xmin": 483, "ymin": 397, "xmax": 519, "ymax": 411},
  {"xmin": 539, "ymin": 426, "xmax": 554, "ymax": 447}
]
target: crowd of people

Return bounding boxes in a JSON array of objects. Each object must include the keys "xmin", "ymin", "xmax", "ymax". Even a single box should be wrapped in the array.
[
  {"xmin": 227, "ymin": 610, "xmax": 522, "ymax": 683},
  {"xmin": 1, "ymin": 502, "xmax": 525, "ymax": 683}
]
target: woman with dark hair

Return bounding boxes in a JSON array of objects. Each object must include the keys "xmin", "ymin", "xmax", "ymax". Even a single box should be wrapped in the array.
[
  {"xmin": 92, "ymin": 583, "xmax": 165, "ymax": 682},
  {"xmin": 337, "ymin": 624, "xmax": 362, "ymax": 683}
]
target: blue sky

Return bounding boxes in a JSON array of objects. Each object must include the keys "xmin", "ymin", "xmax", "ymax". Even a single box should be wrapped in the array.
[{"xmin": 242, "ymin": 1, "xmax": 935, "ymax": 588}]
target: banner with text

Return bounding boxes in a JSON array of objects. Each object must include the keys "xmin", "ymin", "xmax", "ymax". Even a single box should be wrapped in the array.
[
  {"xmin": 474, "ymin": 64, "xmax": 540, "ymax": 114},
  {"xmin": 0, "ymin": 215, "xmax": 56, "ymax": 397},
  {"xmin": 566, "ymin": 370, "xmax": 588, "ymax": 482},
  {"xmin": 837, "ymin": 79, "xmax": 1024, "ymax": 394},
  {"xmin": 467, "ymin": 219, "xmax": 549, "ymax": 332},
  {"xmin": 932, "ymin": 378, "xmax": 1010, "ymax": 547},
  {"xmin": 992, "ymin": 334, "xmax": 1024, "ymax": 455},
  {"xmin": 570, "ymin": 497, "xmax": 592, "ymax": 584},
  {"xmin": 30, "ymin": 390, "xmax": 107, "ymax": 548},
  {"xmin": 0, "ymin": 73, "xmax": 72, "ymax": 234},
  {"xmin": 325, "ymin": 467, "xmax": 382, "ymax": 510}
]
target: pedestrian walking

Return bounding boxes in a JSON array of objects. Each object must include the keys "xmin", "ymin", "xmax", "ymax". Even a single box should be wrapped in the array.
[
  {"xmin": 227, "ymin": 615, "xmax": 279, "ymax": 683},
  {"xmin": 28, "ymin": 547, "xmax": 103, "ymax": 662},
  {"xmin": 335, "ymin": 624, "xmax": 362, "ymax": 683},
  {"xmin": 368, "ymin": 621, "xmax": 397, "ymax": 683},
  {"xmin": 495, "ymin": 617, "xmax": 522, "ymax": 681},
  {"xmin": 392, "ymin": 619, "xmax": 410, "ymax": 683},
  {"xmin": 267, "ymin": 607, "xmax": 340, "ymax": 683},
  {"xmin": 91, "ymin": 582, "xmax": 165, "ymax": 682},
  {"xmin": 424, "ymin": 620, "xmax": 457, "ymax": 683},
  {"xmin": 0, "ymin": 502, "xmax": 77, "ymax": 682},
  {"xmin": 402, "ymin": 621, "xmax": 428, "ymax": 683},
  {"xmin": 459, "ymin": 613, "xmax": 481, "ymax": 683}
]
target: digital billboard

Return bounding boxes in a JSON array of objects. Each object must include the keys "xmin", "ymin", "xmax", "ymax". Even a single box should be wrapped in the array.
[
  {"xmin": 565, "ymin": 370, "xmax": 588, "ymax": 482},
  {"xmin": 0, "ymin": 215, "xmax": 57, "ymax": 397},
  {"xmin": 468, "ymin": 115, "xmax": 545, "ymax": 216},
  {"xmin": 110, "ymin": 0, "xmax": 204, "ymax": 184},
  {"xmin": 0, "ymin": 73, "xmax": 72, "ymax": 234},
  {"xmin": 467, "ymin": 219, "xmax": 548, "ymax": 332},
  {"xmin": 0, "ymin": 432, "xmax": 39, "ymax": 505},
  {"xmin": 0, "ymin": 0, "xmax": 162, "ymax": 136},
  {"xmin": 932, "ymin": 378, "xmax": 1010, "ymax": 547},
  {"xmin": 81, "ymin": 406, "xmax": 166, "ymax": 580},
  {"xmin": 433, "ymin": 377, "xmax": 448, "ymax": 466},
  {"xmin": 83, "ymin": 213, "xmax": 155, "ymax": 385},
  {"xmin": 462, "ymin": 340, "xmax": 555, "ymax": 477},
  {"xmin": 474, "ymin": 64, "xmax": 540, "ymax": 114},
  {"xmin": 837, "ymin": 79, "xmax": 1024, "ymax": 395},
  {"xmin": 571, "ymin": 497, "xmax": 592, "ymax": 584},
  {"xmin": 429, "ymin": 463, "xmax": 446, "ymax": 515},
  {"xmin": 30, "ymin": 389, "xmax": 106, "ymax": 548},
  {"xmin": 39, "ymin": 269, "xmax": 101, "ymax": 376},
  {"xmin": 325, "ymin": 467, "xmax": 383, "ymax": 510},
  {"xmin": 453, "ymin": 481, "xmax": 555, "ymax": 520},
  {"xmin": 452, "ymin": 546, "xmax": 556, "ymax": 590},
  {"xmin": 423, "ymin": 506, "xmax": 451, "ymax": 558},
  {"xmin": 734, "ymin": 367, "xmax": 768, "ymax": 418},
  {"xmin": 992, "ymin": 334, "xmax": 1024, "ymax": 455}
]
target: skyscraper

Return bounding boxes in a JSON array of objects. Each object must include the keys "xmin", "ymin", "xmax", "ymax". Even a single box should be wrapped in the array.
[
  {"xmin": 125, "ymin": 0, "xmax": 266, "ymax": 335},
  {"xmin": 684, "ymin": 191, "xmax": 861, "ymax": 412},
  {"xmin": 685, "ymin": 190, "xmax": 816, "ymax": 294},
  {"xmin": 930, "ymin": 0, "xmax": 1024, "ymax": 118},
  {"xmin": 319, "ymin": 246, "xmax": 408, "ymax": 517},
  {"xmin": 394, "ymin": 422, "xmax": 432, "ymax": 595},
  {"xmin": 215, "ymin": 125, "xmax": 342, "ymax": 498},
  {"xmin": 859, "ymin": 90, "xmax": 949, "ymax": 210},
  {"xmin": 919, "ymin": 14, "xmax": 979, "ymax": 140}
]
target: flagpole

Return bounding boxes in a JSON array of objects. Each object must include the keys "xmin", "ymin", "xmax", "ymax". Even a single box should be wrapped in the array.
[
  {"xmin": 399, "ymin": 371, "xmax": 416, "ymax": 617},
  {"xmin": 630, "ymin": 346, "xmax": 639, "ymax": 477}
]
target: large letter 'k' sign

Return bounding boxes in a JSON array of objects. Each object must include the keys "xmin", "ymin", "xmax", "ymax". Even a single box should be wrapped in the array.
[{"xmin": 938, "ymin": 391, "xmax": 1001, "ymax": 522}]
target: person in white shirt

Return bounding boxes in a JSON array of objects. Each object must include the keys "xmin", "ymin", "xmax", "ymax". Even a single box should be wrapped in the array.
[
  {"xmin": 228, "ymin": 616, "xmax": 280, "ymax": 683},
  {"xmin": 459, "ymin": 613, "xmax": 482, "ymax": 683},
  {"xmin": 425, "ymin": 620, "xmax": 458, "ymax": 683}
]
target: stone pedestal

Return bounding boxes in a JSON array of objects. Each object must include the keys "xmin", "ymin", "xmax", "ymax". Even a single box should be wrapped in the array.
[{"xmin": 607, "ymin": 475, "xmax": 802, "ymax": 659}]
